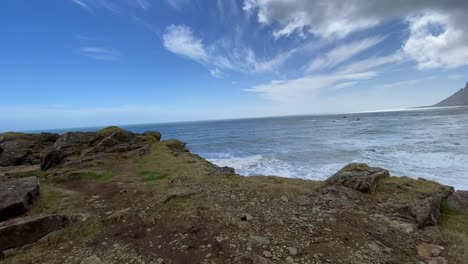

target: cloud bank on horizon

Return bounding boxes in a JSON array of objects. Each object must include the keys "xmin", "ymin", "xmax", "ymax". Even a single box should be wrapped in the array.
[{"xmin": 1, "ymin": 0, "xmax": 468, "ymax": 131}]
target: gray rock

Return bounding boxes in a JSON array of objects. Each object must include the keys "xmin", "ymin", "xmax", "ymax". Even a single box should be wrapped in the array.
[
  {"xmin": 210, "ymin": 166, "xmax": 236, "ymax": 176},
  {"xmin": 234, "ymin": 253, "xmax": 270, "ymax": 264},
  {"xmin": 0, "ymin": 176, "xmax": 40, "ymax": 221},
  {"xmin": 447, "ymin": 190, "xmax": 468, "ymax": 214},
  {"xmin": 397, "ymin": 194, "xmax": 444, "ymax": 228},
  {"xmin": 40, "ymin": 147, "xmax": 65, "ymax": 170},
  {"xmin": 326, "ymin": 163, "xmax": 389, "ymax": 193},
  {"xmin": 0, "ymin": 133, "xmax": 59, "ymax": 167},
  {"xmin": 249, "ymin": 235, "xmax": 270, "ymax": 245},
  {"xmin": 0, "ymin": 214, "xmax": 67, "ymax": 252},
  {"xmin": 295, "ymin": 195, "xmax": 312, "ymax": 206},
  {"xmin": 53, "ymin": 132, "xmax": 97, "ymax": 156}
]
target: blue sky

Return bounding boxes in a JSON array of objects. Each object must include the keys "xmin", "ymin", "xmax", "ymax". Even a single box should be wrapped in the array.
[{"xmin": 1, "ymin": 0, "xmax": 468, "ymax": 131}]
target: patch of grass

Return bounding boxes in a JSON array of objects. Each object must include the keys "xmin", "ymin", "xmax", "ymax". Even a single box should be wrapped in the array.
[
  {"xmin": 441, "ymin": 199, "xmax": 468, "ymax": 235},
  {"xmin": 138, "ymin": 171, "xmax": 168, "ymax": 182},
  {"xmin": 440, "ymin": 199, "xmax": 468, "ymax": 262},
  {"xmin": 30, "ymin": 184, "xmax": 82, "ymax": 215},
  {"xmin": 79, "ymin": 171, "xmax": 115, "ymax": 181}
]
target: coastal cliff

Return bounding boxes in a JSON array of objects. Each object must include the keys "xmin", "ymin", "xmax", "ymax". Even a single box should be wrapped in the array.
[
  {"xmin": 433, "ymin": 82, "xmax": 468, "ymax": 107},
  {"xmin": 0, "ymin": 127, "xmax": 467, "ymax": 264}
]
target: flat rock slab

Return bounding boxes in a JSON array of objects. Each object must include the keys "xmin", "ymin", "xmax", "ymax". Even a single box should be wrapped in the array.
[
  {"xmin": 326, "ymin": 163, "xmax": 389, "ymax": 193},
  {"xmin": 0, "ymin": 214, "xmax": 67, "ymax": 252},
  {"xmin": 0, "ymin": 176, "xmax": 40, "ymax": 221},
  {"xmin": 447, "ymin": 190, "xmax": 468, "ymax": 214}
]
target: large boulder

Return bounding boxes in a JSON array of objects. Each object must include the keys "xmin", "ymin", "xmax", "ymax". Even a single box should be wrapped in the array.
[
  {"xmin": 89, "ymin": 130, "xmax": 139, "ymax": 153},
  {"xmin": 326, "ymin": 163, "xmax": 389, "ymax": 193},
  {"xmin": 0, "ymin": 214, "xmax": 67, "ymax": 253},
  {"xmin": 0, "ymin": 176, "xmax": 40, "ymax": 221},
  {"xmin": 447, "ymin": 190, "xmax": 468, "ymax": 214},
  {"xmin": 53, "ymin": 132, "xmax": 98, "ymax": 156},
  {"xmin": 396, "ymin": 194, "xmax": 444, "ymax": 228},
  {"xmin": 0, "ymin": 132, "xmax": 59, "ymax": 167},
  {"xmin": 40, "ymin": 147, "xmax": 65, "ymax": 170}
]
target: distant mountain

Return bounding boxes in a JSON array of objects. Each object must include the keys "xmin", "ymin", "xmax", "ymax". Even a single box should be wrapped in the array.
[{"xmin": 433, "ymin": 82, "xmax": 468, "ymax": 107}]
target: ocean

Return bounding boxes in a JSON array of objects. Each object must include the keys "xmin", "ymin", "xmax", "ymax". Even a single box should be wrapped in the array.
[{"xmin": 47, "ymin": 106, "xmax": 468, "ymax": 190}]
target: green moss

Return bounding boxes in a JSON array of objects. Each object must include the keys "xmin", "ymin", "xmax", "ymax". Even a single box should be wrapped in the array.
[
  {"xmin": 138, "ymin": 171, "xmax": 168, "ymax": 182},
  {"xmin": 96, "ymin": 126, "xmax": 125, "ymax": 136},
  {"xmin": 79, "ymin": 171, "xmax": 115, "ymax": 181},
  {"xmin": 161, "ymin": 139, "xmax": 187, "ymax": 151}
]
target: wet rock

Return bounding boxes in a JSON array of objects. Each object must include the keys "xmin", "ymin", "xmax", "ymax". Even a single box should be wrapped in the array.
[
  {"xmin": 0, "ymin": 214, "xmax": 67, "ymax": 252},
  {"xmin": 0, "ymin": 176, "xmax": 40, "ymax": 221},
  {"xmin": 397, "ymin": 194, "xmax": 444, "ymax": 228},
  {"xmin": 40, "ymin": 147, "xmax": 65, "ymax": 170},
  {"xmin": 326, "ymin": 163, "xmax": 389, "ymax": 193},
  {"xmin": 143, "ymin": 131, "xmax": 162, "ymax": 141},
  {"xmin": 447, "ymin": 190, "xmax": 468, "ymax": 214}
]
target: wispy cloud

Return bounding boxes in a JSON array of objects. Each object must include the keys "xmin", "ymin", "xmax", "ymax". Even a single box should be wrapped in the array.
[
  {"xmin": 245, "ymin": 71, "xmax": 377, "ymax": 102},
  {"xmin": 79, "ymin": 46, "xmax": 119, "ymax": 61},
  {"xmin": 71, "ymin": 0, "xmax": 93, "ymax": 13},
  {"xmin": 305, "ymin": 36, "xmax": 386, "ymax": 72},
  {"xmin": 70, "ymin": 0, "xmax": 150, "ymax": 13},
  {"xmin": 162, "ymin": 24, "xmax": 295, "ymax": 76}
]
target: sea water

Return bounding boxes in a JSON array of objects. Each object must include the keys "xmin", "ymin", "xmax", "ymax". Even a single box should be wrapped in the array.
[{"xmin": 49, "ymin": 106, "xmax": 468, "ymax": 190}]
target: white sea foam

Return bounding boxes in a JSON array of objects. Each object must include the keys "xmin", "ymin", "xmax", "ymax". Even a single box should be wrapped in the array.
[{"xmin": 208, "ymin": 154, "xmax": 344, "ymax": 180}]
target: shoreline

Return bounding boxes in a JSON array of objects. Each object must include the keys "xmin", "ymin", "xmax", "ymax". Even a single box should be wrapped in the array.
[{"xmin": 1, "ymin": 126, "xmax": 467, "ymax": 263}]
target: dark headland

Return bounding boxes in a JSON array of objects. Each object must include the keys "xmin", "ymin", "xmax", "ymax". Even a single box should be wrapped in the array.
[
  {"xmin": 1, "ymin": 127, "xmax": 467, "ymax": 263},
  {"xmin": 433, "ymin": 82, "xmax": 468, "ymax": 107}
]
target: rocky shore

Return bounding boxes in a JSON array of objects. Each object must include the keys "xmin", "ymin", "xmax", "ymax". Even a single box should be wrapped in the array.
[{"xmin": 0, "ymin": 127, "xmax": 467, "ymax": 264}]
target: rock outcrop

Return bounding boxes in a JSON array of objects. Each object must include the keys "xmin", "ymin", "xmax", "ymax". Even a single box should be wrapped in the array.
[
  {"xmin": 0, "ymin": 214, "xmax": 67, "ymax": 253},
  {"xmin": 396, "ymin": 194, "xmax": 445, "ymax": 228},
  {"xmin": 40, "ymin": 147, "xmax": 65, "ymax": 170},
  {"xmin": 0, "ymin": 176, "xmax": 40, "ymax": 221},
  {"xmin": 325, "ymin": 163, "xmax": 389, "ymax": 193},
  {"xmin": 447, "ymin": 190, "xmax": 468, "ymax": 214},
  {"xmin": 143, "ymin": 131, "xmax": 162, "ymax": 141},
  {"xmin": 0, "ymin": 133, "xmax": 58, "ymax": 166},
  {"xmin": 433, "ymin": 82, "xmax": 468, "ymax": 107}
]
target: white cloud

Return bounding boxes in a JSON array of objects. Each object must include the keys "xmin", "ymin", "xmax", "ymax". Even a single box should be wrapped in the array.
[
  {"xmin": 162, "ymin": 24, "xmax": 294, "ymax": 75},
  {"xmin": 71, "ymin": 0, "xmax": 93, "ymax": 13},
  {"xmin": 305, "ymin": 36, "xmax": 386, "ymax": 72},
  {"xmin": 80, "ymin": 46, "xmax": 119, "ymax": 60},
  {"xmin": 243, "ymin": 0, "xmax": 468, "ymax": 70},
  {"xmin": 246, "ymin": 71, "xmax": 376, "ymax": 102},
  {"xmin": 70, "ymin": 0, "xmax": 149, "ymax": 13},
  {"xmin": 403, "ymin": 12, "xmax": 468, "ymax": 69},
  {"xmin": 163, "ymin": 25, "xmax": 208, "ymax": 62}
]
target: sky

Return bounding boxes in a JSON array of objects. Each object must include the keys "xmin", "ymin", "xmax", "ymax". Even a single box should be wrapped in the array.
[{"xmin": 1, "ymin": 0, "xmax": 468, "ymax": 131}]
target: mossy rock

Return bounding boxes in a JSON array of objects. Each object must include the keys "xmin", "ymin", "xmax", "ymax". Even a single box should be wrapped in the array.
[
  {"xmin": 161, "ymin": 139, "xmax": 188, "ymax": 152},
  {"xmin": 96, "ymin": 126, "xmax": 127, "ymax": 137},
  {"xmin": 337, "ymin": 163, "xmax": 370, "ymax": 173}
]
